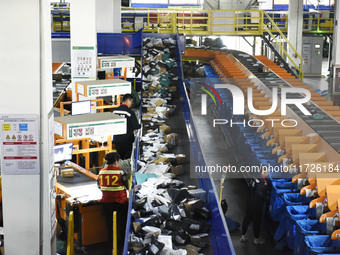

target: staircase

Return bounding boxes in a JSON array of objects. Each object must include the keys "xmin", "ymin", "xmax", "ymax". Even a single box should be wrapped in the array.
[{"xmin": 262, "ymin": 11, "xmax": 304, "ymax": 80}]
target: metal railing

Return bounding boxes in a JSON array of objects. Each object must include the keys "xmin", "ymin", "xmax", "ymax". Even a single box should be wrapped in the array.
[
  {"xmin": 262, "ymin": 11, "xmax": 305, "ymax": 80},
  {"xmin": 50, "ymin": 6, "xmax": 334, "ymax": 35},
  {"xmin": 122, "ymin": 8, "xmax": 306, "ymax": 78},
  {"xmin": 122, "ymin": 9, "xmax": 266, "ymax": 35},
  {"xmin": 121, "ymin": 8, "xmax": 334, "ymax": 35}
]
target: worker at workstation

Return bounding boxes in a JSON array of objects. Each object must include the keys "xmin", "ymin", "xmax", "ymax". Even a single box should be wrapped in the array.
[
  {"xmin": 112, "ymin": 93, "xmax": 141, "ymax": 159},
  {"xmin": 98, "ymin": 152, "xmax": 128, "ymax": 254}
]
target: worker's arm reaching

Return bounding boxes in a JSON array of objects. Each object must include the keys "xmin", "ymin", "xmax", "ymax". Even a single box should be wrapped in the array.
[{"xmin": 120, "ymin": 169, "xmax": 129, "ymax": 190}]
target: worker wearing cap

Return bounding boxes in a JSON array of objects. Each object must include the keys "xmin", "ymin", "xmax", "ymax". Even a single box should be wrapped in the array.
[
  {"xmin": 98, "ymin": 152, "xmax": 128, "ymax": 254},
  {"xmin": 112, "ymin": 93, "xmax": 141, "ymax": 160}
]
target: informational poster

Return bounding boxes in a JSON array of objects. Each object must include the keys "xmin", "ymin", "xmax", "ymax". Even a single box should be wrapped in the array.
[
  {"xmin": 0, "ymin": 114, "xmax": 40, "ymax": 175},
  {"xmin": 71, "ymin": 46, "xmax": 96, "ymax": 79}
]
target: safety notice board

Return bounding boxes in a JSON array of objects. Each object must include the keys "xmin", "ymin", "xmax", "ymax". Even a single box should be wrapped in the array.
[{"xmin": 0, "ymin": 114, "xmax": 40, "ymax": 175}]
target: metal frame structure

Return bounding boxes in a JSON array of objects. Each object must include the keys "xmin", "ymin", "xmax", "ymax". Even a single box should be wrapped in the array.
[
  {"xmin": 121, "ymin": 8, "xmax": 334, "ymax": 35},
  {"xmin": 50, "ymin": 5, "xmax": 334, "ymax": 35}
]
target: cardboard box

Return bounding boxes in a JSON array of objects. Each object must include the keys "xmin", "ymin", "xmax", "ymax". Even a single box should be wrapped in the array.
[
  {"xmin": 178, "ymin": 245, "xmax": 198, "ymax": 255},
  {"xmin": 53, "ymin": 73, "xmax": 63, "ymax": 80},
  {"xmin": 159, "ymin": 66, "xmax": 167, "ymax": 72},
  {"xmin": 263, "ymin": 66, "xmax": 270, "ymax": 73},
  {"xmin": 168, "ymin": 86, "xmax": 177, "ymax": 92},
  {"xmin": 155, "ymin": 99, "xmax": 164, "ymax": 106},
  {"xmin": 133, "ymin": 222, "xmax": 142, "ymax": 233},
  {"xmin": 61, "ymin": 169, "xmax": 74, "ymax": 177},
  {"xmin": 159, "ymin": 124, "xmax": 171, "ymax": 134},
  {"xmin": 147, "ymin": 107, "xmax": 156, "ymax": 114},
  {"xmin": 150, "ymin": 156, "xmax": 171, "ymax": 165},
  {"xmin": 158, "ymin": 146, "xmax": 168, "ymax": 153},
  {"xmin": 176, "ymin": 154, "xmax": 186, "ymax": 164},
  {"xmin": 190, "ymin": 236, "xmax": 201, "ymax": 246},
  {"xmin": 170, "ymin": 165, "xmax": 184, "ymax": 176},
  {"xmin": 164, "ymin": 133, "xmax": 178, "ymax": 146}
]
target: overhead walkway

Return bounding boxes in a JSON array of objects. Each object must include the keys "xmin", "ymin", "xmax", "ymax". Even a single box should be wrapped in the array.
[
  {"xmin": 121, "ymin": 8, "xmax": 334, "ymax": 35},
  {"xmin": 122, "ymin": 9, "xmax": 307, "ymax": 79},
  {"xmin": 50, "ymin": 4, "xmax": 334, "ymax": 35}
]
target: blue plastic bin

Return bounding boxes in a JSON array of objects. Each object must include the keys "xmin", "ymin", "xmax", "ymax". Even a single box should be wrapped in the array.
[
  {"xmin": 295, "ymin": 219, "xmax": 327, "ymax": 255},
  {"xmin": 304, "ymin": 235, "xmax": 340, "ymax": 255},
  {"xmin": 270, "ymin": 181, "xmax": 297, "ymax": 221},
  {"xmin": 274, "ymin": 205, "xmax": 310, "ymax": 243},
  {"xmin": 286, "ymin": 205, "xmax": 311, "ymax": 249},
  {"xmin": 283, "ymin": 193, "xmax": 311, "ymax": 206}
]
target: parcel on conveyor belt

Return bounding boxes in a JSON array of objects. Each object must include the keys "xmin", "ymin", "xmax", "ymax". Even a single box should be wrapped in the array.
[{"xmin": 128, "ymin": 37, "xmax": 211, "ymax": 254}]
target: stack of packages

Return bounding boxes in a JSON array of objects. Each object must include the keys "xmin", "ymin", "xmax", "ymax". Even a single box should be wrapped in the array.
[{"xmin": 128, "ymin": 38, "xmax": 211, "ymax": 255}]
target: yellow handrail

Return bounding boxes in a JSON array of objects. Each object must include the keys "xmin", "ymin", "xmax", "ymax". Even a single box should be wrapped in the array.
[
  {"xmin": 262, "ymin": 10, "xmax": 305, "ymax": 80},
  {"xmin": 51, "ymin": 6, "xmax": 334, "ymax": 35},
  {"xmin": 120, "ymin": 8, "xmax": 333, "ymax": 35},
  {"xmin": 66, "ymin": 211, "xmax": 74, "ymax": 255}
]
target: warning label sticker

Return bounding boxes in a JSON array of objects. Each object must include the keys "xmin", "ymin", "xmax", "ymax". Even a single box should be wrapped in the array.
[{"xmin": 0, "ymin": 115, "xmax": 40, "ymax": 175}]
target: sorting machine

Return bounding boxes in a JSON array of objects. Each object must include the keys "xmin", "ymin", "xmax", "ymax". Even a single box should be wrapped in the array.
[
  {"xmin": 53, "ymin": 32, "xmax": 340, "ymax": 253},
  {"xmin": 185, "ymin": 47, "xmax": 340, "ymax": 253},
  {"xmin": 52, "ymin": 32, "xmax": 234, "ymax": 255}
]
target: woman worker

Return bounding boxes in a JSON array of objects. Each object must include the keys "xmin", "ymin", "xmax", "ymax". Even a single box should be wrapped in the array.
[
  {"xmin": 98, "ymin": 152, "xmax": 129, "ymax": 254},
  {"xmin": 240, "ymin": 173, "xmax": 269, "ymax": 245}
]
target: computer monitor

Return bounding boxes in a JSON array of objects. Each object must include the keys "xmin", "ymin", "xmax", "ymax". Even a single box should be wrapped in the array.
[
  {"xmin": 54, "ymin": 143, "xmax": 73, "ymax": 163},
  {"xmin": 72, "ymin": 100, "xmax": 91, "ymax": 115}
]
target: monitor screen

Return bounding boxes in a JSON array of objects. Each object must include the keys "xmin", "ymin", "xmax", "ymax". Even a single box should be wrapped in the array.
[
  {"xmin": 72, "ymin": 100, "xmax": 91, "ymax": 115},
  {"xmin": 54, "ymin": 143, "xmax": 73, "ymax": 163}
]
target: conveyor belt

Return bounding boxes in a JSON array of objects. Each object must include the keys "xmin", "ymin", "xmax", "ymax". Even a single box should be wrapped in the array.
[
  {"xmin": 57, "ymin": 171, "xmax": 95, "ymax": 189},
  {"xmin": 229, "ymin": 50, "xmax": 340, "ymax": 154},
  {"xmin": 138, "ymin": 37, "xmax": 213, "ymax": 254},
  {"xmin": 124, "ymin": 35, "xmax": 234, "ymax": 255},
  {"xmin": 144, "ymin": 90, "xmax": 197, "ymax": 186}
]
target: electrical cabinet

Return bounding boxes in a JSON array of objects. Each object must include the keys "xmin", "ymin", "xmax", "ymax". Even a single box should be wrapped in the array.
[{"xmin": 302, "ymin": 35, "xmax": 324, "ymax": 75}]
